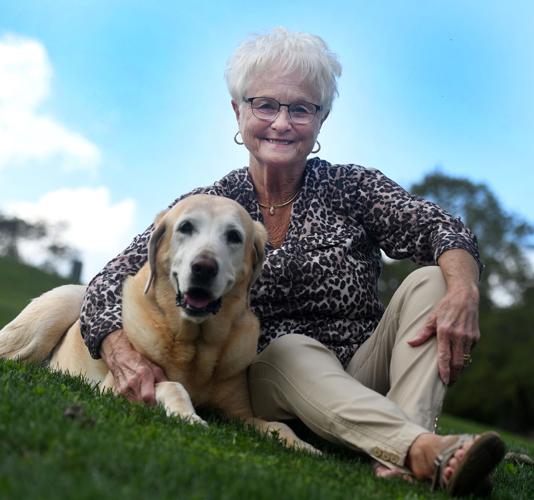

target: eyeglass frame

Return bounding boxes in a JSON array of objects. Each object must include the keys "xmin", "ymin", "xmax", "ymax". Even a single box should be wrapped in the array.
[{"xmin": 244, "ymin": 96, "xmax": 323, "ymax": 124}]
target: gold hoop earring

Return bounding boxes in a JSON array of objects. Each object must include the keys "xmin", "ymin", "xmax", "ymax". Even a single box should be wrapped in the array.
[
  {"xmin": 234, "ymin": 131, "xmax": 244, "ymax": 145},
  {"xmin": 311, "ymin": 141, "xmax": 321, "ymax": 154}
]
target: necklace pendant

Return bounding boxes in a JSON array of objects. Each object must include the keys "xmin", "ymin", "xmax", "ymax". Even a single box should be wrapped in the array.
[{"xmin": 269, "ymin": 206, "xmax": 275, "ymax": 216}]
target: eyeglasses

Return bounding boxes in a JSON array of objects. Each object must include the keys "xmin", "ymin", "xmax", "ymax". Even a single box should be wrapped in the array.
[{"xmin": 244, "ymin": 97, "xmax": 322, "ymax": 125}]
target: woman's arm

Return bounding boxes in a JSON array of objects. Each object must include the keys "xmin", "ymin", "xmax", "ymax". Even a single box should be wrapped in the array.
[
  {"xmin": 348, "ymin": 166, "xmax": 483, "ymax": 385},
  {"xmin": 352, "ymin": 167, "xmax": 482, "ymax": 271},
  {"xmin": 80, "ymin": 226, "xmax": 154, "ymax": 359},
  {"xmin": 79, "ymin": 223, "xmax": 166, "ymax": 402}
]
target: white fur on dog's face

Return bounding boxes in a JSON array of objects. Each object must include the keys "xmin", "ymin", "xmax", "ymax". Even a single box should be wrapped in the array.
[{"xmin": 168, "ymin": 204, "xmax": 248, "ymax": 321}]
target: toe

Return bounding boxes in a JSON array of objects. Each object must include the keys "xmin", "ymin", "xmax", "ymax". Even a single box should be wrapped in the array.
[{"xmin": 441, "ymin": 436, "xmax": 478, "ymax": 485}]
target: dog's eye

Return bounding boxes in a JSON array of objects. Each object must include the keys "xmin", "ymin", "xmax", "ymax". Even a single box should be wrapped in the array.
[
  {"xmin": 177, "ymin": 221, "xmax": 194, "ymax": 235},
  {"xmin": 226, "ymin": 229, "xmax": 243, "ymax": 244}
]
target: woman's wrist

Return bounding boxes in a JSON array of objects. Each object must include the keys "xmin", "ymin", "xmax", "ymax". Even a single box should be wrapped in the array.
[{"xmin": 100, "ymin": 329, "xmax": 130, "ymax": 365}]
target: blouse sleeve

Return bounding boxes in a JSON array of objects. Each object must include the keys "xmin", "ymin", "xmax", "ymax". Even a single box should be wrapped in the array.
[
  {"xmin": 80, "ymin": 185, "xmax": 221, "ymax": 359},
  {"xmin": 346, "ymin": 166, "xmax": 483, "ymax": 272}
]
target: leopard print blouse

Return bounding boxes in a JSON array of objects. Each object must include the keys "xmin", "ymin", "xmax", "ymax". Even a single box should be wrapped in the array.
[{"xmin": 80, "ymin": 158, "xmax": 481, "ymax": 366}]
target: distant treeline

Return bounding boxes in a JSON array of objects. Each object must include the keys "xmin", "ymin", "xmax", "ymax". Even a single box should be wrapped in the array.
[{"xmin": 0, "ymin": 214, "xmax": 82, "ymax": 282}]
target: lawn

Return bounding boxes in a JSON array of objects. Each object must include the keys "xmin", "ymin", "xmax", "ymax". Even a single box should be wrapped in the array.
[
  {"xmin": 1, "ymin": 359, "xmax": 533, "ymax": 499},
  {"xmin": 1, "ymin": 256, "xmax": 533, "ymax": 498}
]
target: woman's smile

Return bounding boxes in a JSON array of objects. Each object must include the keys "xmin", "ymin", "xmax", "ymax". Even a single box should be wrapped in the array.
[
  {"xmin": 265, "ymin": 138, "xmax": 293, "ymax": 144},
  {"xmin": 263, "ymin": 137, "xmax": 295, "ymax": 146}
]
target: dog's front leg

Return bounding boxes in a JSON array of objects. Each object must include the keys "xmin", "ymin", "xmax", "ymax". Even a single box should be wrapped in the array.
[
  {"xmin": 155, "ymin": 381, "xmax": 207, "ymax": 426},
  {"xmin": 100, "ymin": 374, "xmax": 206, "ymax": 426}
]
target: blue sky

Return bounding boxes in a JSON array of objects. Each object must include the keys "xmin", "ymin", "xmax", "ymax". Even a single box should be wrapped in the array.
[{"xmin": 1, "ymin": 0, "xmax": 533, "ymax": 281}]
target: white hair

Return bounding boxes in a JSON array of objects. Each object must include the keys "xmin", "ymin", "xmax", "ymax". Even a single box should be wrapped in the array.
[{"xmin": 225, "ymin": 27, "xmax": 342, "ymax": 112}]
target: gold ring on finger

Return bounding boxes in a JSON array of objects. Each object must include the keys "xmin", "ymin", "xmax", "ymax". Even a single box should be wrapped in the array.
[{"xmin": 462, "ymin": 354, "xmax": 472, "ymax": 366}]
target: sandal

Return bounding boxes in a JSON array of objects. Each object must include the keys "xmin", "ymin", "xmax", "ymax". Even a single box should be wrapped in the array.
[{"xmin": 431, "ymin": 431, "xmax": 506, "ymax": 497}]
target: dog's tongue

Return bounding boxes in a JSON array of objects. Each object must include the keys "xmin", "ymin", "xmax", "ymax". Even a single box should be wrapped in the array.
[{"xmin": 184, "ymin": 292, "xmax": 212, "ymax": 310}]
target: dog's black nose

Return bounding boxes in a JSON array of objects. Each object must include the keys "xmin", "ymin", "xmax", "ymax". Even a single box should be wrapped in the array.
[{"xmin": 191, "ymin": 256, "xmax": 219, "ymax": 284}]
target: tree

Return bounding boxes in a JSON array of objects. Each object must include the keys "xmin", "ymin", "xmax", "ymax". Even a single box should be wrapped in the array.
[
  {"xmin": 380, "ymin": 171, "xmax": 533, "ymax": 309},
  {"xmin": 444, "ymin": 286, "xmax": 534, "ymax": 433},
  {"xmin": 0, "ymin": 215, "xmax": 47, "ymax": 260},
  {"xmin": 0, "ymin": 212, "xmax": 81, "ymax": 281},
  {"xmin": 378, "ymin": 171, "xmax": 534, "ymax": 434}
]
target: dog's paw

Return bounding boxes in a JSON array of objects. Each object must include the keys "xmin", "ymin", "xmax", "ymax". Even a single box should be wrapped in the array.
[
  {"xmin": 183, "ymin": 413, "xmax": 208, "ymax": 427},
  {"xmin": 291, "ymin": 438, "xmax": 322, "ymax": 456},
  {"xmin": 265, "ymin": 421, "xmax": 322, "ymax": 455}
]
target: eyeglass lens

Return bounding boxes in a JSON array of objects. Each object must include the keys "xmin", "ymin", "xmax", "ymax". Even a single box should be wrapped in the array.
[{"xmin": 250, "ymin": 98, "xmax": 317, "ymax": 124}]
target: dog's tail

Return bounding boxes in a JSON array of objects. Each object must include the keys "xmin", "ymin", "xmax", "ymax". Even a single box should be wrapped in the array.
[{"xmin": 0, "ymin": 284, "xmax": 86, "ymax": 362}]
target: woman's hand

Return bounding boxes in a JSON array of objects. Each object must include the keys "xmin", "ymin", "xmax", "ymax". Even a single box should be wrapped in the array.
[
  {"xmin": 407, "ymin": 249, "xmax": 480, "ymax": 385},
  {"xmin": 100, "ymin": 329, "xmax": 167, "ymax": 404},
  {"xmin": 408, "ymin": 287, "xmax": 479, "ymax": 385}
]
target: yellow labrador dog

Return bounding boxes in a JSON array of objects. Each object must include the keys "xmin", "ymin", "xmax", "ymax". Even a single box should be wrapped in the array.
[{"xmin": 0, "ymin": 194, "xmax": 316, "ymax": 453}]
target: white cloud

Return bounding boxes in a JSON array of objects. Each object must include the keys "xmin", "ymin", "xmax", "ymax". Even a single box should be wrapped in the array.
[
  {"xmin": 5, "ymin": 187, "xmax": 136, "ymax": 282},
  {"xmin": 0, "ymin": 33, "xmax": 100, "ymax": 170}
]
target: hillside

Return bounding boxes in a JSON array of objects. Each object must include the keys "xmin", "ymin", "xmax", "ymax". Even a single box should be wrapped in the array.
[
  {"xmin": 1, "ymin": 258, "xmax": 533, "ymax": 498},
  {"xmin": 0, "ymin": 256, "xmax": 74, "ymax": 328},
  {"xmin": 1, "ymin": 358, "xmax": 533, "ymax": 499}
]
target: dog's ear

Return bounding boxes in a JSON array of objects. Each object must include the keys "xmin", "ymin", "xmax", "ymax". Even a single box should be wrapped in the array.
[
  {"xmin": 143, "ymin": 216, "xmax": 168, "ymax": 294},
  {"xmin": 153, "ymin": 209, "xmax": 168, "ymax": 226},
  {"xmin": 251, "ymin": 221, "xmax": 268, "ymax": 284}
]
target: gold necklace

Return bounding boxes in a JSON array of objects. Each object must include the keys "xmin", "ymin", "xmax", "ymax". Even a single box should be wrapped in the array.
[{"xmin": 257, "ymin": 190, "xmax": 300, "ymax": 216}]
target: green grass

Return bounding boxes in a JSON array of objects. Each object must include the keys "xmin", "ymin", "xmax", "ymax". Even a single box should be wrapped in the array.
[
  {"xmin": 0, "ymin": 256, "xmax": 72, "ymax": 328},
  {"xmin": 1, "ymin": 359, "xmax": 533, "ymax": 499},
  {"xmin": 1, "ymin": 259, "xmax": 533, "ymax": 498}
]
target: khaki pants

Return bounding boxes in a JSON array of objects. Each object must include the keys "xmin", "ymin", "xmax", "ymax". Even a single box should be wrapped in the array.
[{"xmin": 249, "ymin": 266, "xmax": 447, "ymax": 468}]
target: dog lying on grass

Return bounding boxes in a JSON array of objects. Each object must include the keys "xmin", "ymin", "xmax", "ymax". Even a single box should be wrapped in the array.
[{"xmin": 0, "ymin": 194, "xmax": 316, "ymax": 453}]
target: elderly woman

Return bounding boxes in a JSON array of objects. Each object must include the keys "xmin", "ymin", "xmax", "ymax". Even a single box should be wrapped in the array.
[{"xmin": 80, "ymin": 28, "xmax": 504, "ymax": 496}]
